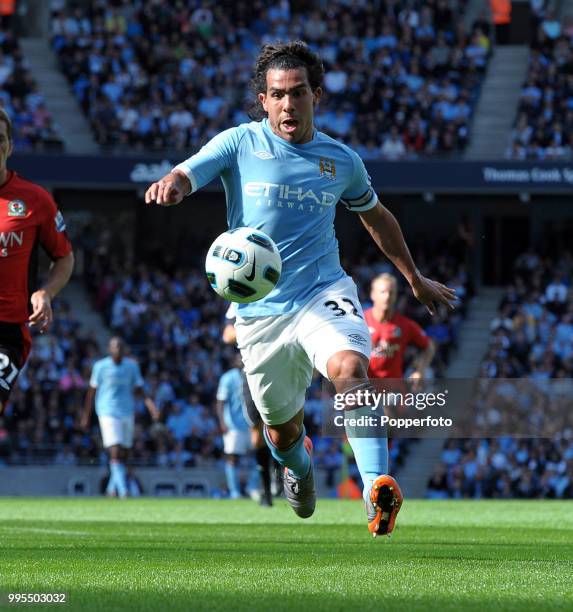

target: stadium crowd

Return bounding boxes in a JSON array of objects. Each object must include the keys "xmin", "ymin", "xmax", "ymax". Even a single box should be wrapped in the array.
[
  {"xmin": 51, "ymin": 0, "xmax": 491, "ymax": 158},
  {"xmin": 428, "ymin": 236, "xmax": 573, "ymax": 499},
  {"xmin": 507, "ymin": 10, "xmax": 573, "ymax": 160},
  {"xmin": 1, "ymin": 212, "xmax": 471, "ymax": 499},
  {"xmin": 0, "ymin": 26, "xmax": 63, "ymax": 151}
]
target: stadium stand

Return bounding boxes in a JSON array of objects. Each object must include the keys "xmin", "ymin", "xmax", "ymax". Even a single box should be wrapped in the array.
[
  {"xmin": 1, "ymin": 300, "xmax": 99, "ymax": 465},
  {"xmin": 0, "ymin": 25, "xmax": 63, "ymax": 151},
  {"xmin": 507, "ymin": 11, "xmax": 573, "ymax": 160},
  {"xmin": 2, "ymin": 208, "xmax": 470, "ymax": 487},
  {"xmin": 50, "ymin": 0, "xmax": 491, "ymax": 157},
  {"xmin": 1, "ymin": 294, "xmax": 225, "ymax": 469},
  {"xmin": 428, "ymin": 240, "xmax": 573, "ymax": 499}
]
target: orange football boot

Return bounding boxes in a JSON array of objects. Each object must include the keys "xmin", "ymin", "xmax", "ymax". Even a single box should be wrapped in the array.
[{"xmin": 366, "ymin": 475, "xmax": 403, "ymax": 538}]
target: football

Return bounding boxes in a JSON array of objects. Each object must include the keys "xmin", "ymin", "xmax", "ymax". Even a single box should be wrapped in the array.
[{"xmin": 205, "ymin": 227, "xmax": 282, "ymax": 303}]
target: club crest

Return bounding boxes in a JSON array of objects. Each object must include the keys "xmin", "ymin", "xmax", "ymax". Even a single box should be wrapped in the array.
[{"xmin": 7, "ymin": 200, "xmax": 26, "ymax": 217}]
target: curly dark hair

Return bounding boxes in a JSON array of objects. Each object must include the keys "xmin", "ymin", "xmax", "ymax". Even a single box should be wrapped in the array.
[{"xmin": 249, "ymin": 41, "xmax": 324, "ymax": 119}]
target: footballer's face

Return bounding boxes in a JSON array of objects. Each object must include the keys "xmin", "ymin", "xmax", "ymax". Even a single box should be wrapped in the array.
[
  {"xmin": 259, "ymin": 67, "xmax": 321, "ymax": 144},
  {"xmin": 109, "ymin": 337, "xmax": 125, "ymax": 361},
  {"xmin": 371, "ymin": 277, "xmax": 398, "ymax": 312},
  {"xmin": 0, "ymin": 121, "xmax": 13, "ymax": 173}
]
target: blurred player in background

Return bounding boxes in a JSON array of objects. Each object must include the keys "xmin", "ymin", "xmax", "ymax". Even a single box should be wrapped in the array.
[
  {"xmin": 222, "ymin": 306, "xmax": 278, "ymax": 507},
  {"xmin": 362, "ymin": 273, "xmax": 435, "ymax": 488},
  {"xmin": 366, "ymin": 273, "xmax": 435, "ymax": 381},
  {"xmin": 216, "ymin": 352, "xmax": 259, "ymax": 500},
  {"xmin": 339, "ymin": 274, "xmax": 434, "ymax": 493},
  {"xmin": 0, "ymin": 108, "xmax": 74, "ymax": 414},
  {"xmin": 82, "ymin": 337, "xmax": 159, "ymax": 498},
  {"xmin": 146, "ymin": 41, "xmax": 455, "ymax": 537}
]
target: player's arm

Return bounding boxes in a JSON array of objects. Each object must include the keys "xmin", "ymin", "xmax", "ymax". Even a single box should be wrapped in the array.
[
  {"xmin": 359, "ymin": 202, "xmax": 456, "ymax": 315},
  {"xmin": 145, "ymin": 127, "xmax": 244, "ymax": 206},
  {"xmin": 144, "ymin": 170, "xmax": 190, "ymax": 207},
  {"xmin": 410, "ymin": 340, "xmax": 436, "ymax": 380},
  {"xmin": 216, "ymin": 400, "xmax": 227, "ymax": 434},
  {"xmin": 29, "ymin": 251, "xmax": 75, "ymax": 333},
  {"xmin": 136, "ymin": 387, "xmax": 160, "ymax": 421},
  {"xmin": 222, "ymin": 303, "xmax": 238, "ymax": 344},
  {"xmin": 222, "ymin": 323, "xmax": 237, "ymax": 345},
  {"xmin": 132, "ymin": 361, "xmax": 159, "ymax": 420},
  {"xmin": 81, "ymin": 384, "xmax": 96, "ymax": 430},
  {"xmin": 32, "ymin": 194, "xmax": 75, "ymax": 333}
]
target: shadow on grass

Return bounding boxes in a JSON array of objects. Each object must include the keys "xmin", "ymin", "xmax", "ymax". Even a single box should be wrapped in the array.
[
  {"xmin": 1, "ymin": 520, "xmax": 572, "ymax": 566},
  {"xmin": 29, "ymin": 588, "xmax": 573, "ymax": 612}
]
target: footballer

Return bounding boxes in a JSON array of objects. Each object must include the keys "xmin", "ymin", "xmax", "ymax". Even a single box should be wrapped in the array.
[
  {"xmin": 146, "ymin": 42, "xmax": 455, "ymax": 537},
  {"xmin": 366, "ymin": 273, "xmax": 436, "ymax": 381},
  {"xmin": 0, "ymin": 109, "xmax": 74, "ymax": 414}
]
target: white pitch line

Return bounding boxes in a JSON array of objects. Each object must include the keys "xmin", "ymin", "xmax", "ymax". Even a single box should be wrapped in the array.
[{"xmin": 0, "ymin": 526, "xmax": 89, "ymax": 536}]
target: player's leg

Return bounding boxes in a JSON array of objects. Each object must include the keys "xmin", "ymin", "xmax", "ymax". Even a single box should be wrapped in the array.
[
  {"xmin": 223, "ymin": 428, "xmax": 252, "ymax": 499},
  {"xmin": 118, "ymin": 447, "xmax": 133, "ymax": 498},
  {"xmin": 0, "ymin": 323, "xmax": 30, "ymax": 416},
  {"xmin": 326, "ymin": 350, "xmax": 402, "ymax": 536},
  {"xmin": 263, "ymin": 411, "xmax": 315, "ymax": 518},
  {"xmin": 107, "ymin": 444, "xmax": 126, "ymax": 497},
  {"xmin": 298, "ymin": 277, "xmax": 403, "ymax": 536},
  {"xmin": 99, "ymin": 415, "xmax": 129, "ymax": 498},
  {"xmin": 116, "ymin": 415, "xmax": 135, "ymax": 498},
  {"xmin": 239, "ymin": 430, "xmax": 259, "ymax": 501},
  {"xmin": 263, "ymin": 408, "xmax": 312, "ymax": 478},
  {"xmin": 224, "ymin": 453, "xmax": 242, "ymax": 499},
  {"xmin": 326, "ymin": 351, "xmax": 389, "ymax": 491},
  {"xmin": 258, "ymin": 383, "xmax": 314, "ymax": 517},
  {"xmin": 235, "ymin": 314, "xmax": 316, "ymax": 518},
  {"xmin": 242, "ymin": 372, "xmax": 274, "ymax": 505},
  {"xmin": 252, "ymin": 424, "xmax": 273, "ymax": 506},
  {"xmin": 0, "ymin": 393, "xmax": 7, "ymax": 414},
  {"xmin": 296, "ymin": 277, "xmax": 390, "ymax": 495}
]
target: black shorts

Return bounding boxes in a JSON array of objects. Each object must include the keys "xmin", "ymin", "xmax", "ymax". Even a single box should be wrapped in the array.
[
  {"xmin": 241, "ymin": 370, "xmax": 261, "ymax": 428},
  {"xmin": 0, "ymin": 322, "xmax": 30, "ymax": 404}
]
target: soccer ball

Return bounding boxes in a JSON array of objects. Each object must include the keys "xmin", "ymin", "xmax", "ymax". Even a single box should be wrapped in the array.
[{"xmin": 205, "ymin": 227, "xmax": 282, "ymax": 303}]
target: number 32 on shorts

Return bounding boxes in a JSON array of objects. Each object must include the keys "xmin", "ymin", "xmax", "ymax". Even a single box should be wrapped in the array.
[
  {"xmin": 323, "ymin": 298, "xmax": 362, "ymax": 318},
  {"xmin": 0, "ymin": 352, "xmax": 19, "ymax": 391}
]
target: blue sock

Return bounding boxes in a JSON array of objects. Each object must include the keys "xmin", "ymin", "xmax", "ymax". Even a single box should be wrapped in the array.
[
  {"xmin": 106, "ymin": 466, "xmax": 117, "ymax": 496},
  {"xmin": 263, "ymin": 425, "xmax": 310, "ymax": 480},
  {"xmin": 225, "ymin": 461, "xmax": 241, "ymax": 498},
  {"xmin": 111, "ymin": 462, "xmax": 128, "ymax": 497},
  {"xmin": 340, "ymin": 384, "xmax": 389, "ymax": 499},
  {"xmin": 345, "ymin": 434, "xmax": 388, "ymax": 500}
]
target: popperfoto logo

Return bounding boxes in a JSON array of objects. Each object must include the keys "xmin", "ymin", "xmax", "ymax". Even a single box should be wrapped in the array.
[{"xmin": 332, "ymin": 413, "xmax": 454, "ymax": 430}]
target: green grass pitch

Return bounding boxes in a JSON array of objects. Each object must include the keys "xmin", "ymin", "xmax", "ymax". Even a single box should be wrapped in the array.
[{"xmin": 0, "ymin": 498, "xmax": 571, "ymax": 611}]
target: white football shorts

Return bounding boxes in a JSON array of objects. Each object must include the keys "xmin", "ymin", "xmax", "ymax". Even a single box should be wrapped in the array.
[
  {"xmin": 223, "ymin": 429, "xmax": 251, "ymax": 455},
  {"xmin": 235, "ymin": 276, "xmax": 371, "ymax": 426},
  {"xmin": 98, "ymin": 415, "xmax": 135, "ymax": 448}
]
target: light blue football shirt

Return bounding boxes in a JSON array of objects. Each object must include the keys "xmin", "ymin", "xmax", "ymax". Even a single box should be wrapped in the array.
[
  {"xmin": 89, "ymin": 356, "xmax": 145, "ymax": 418},
  {"xmin": 216, "ymin": 368, "xmax": 249, "ymax": 432},
  {"xmin": 174, "ymin": 118, "xmax": 377, "ymax": 317}
]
